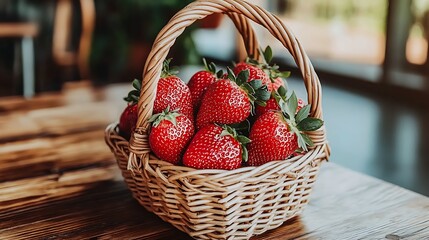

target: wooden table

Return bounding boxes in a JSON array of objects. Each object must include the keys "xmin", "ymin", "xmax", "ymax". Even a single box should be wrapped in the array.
[{"xmin": 0, "ymin": 83, "xmax": 428, "ymax": 239}]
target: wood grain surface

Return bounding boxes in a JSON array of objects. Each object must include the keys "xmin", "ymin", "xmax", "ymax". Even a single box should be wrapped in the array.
[{"xmin": 0, "ymin": 84, "xmax": 428, "ymax": 240}]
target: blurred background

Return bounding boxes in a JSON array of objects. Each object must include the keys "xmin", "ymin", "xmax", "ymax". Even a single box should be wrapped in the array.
[{"xmin": 0, "ymin": 0, "xmax": 428, "ymax": 195}]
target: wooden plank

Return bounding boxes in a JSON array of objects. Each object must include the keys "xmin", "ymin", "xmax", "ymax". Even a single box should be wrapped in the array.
[
  {"xmin": 0, "ymin": 130, "xmax": 115, "ymax": 182},
  {"xmin": 0, "ymin": 164, "xmax": 427, "ymax": 239}
]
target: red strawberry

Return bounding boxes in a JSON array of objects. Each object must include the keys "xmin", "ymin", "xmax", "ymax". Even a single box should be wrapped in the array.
[
  {"xmin": 188, "ymin": 59, "xmax": 221, "ymax": 112},
  {"xmin": 247, "ymin": 111, "xmax": 298, "ymax": 166},
  {"xmin": 196, "ymin": 68, "xmax": 270, "ymax": 129},
  {"xmin": 148, "ymin": 108, "xmax": 194, "ymax": 165},
  {"xmin": 119, "ymin": 103, "xmax": 138, "ymax": 140},
  {"xmin": 243, "ymin": 46, "xmax": 291, "ymax": 92},
  {"xmin": 154, "ymin": 59, "xmax": 193, "ymax": 121},
  {"xmin": 254, "ymin": 84, "xmax": 288, "ymax": 118},
  {"xmin": 247, "ymin": 92, "xmax": 323, "ymax": 166},
  {"xmin": 234, "ymin": 62, "xmax": 270, "ymax": 89},
  {"xmin": 119, "ymin": 79, "xmax": 141, "ymax": 140},
  {"xmin": 255, "ymin": 97, "xmax": 279, "ymax": 117},
  {"xmin": 183, "ymin": 124, "xmax": 250, "ymax": 170},
  {"xmin": 270, "ymin": 77, "xmax": 285, "ymax": 91}
]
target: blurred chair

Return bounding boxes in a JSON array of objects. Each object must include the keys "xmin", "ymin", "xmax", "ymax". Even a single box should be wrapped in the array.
[
  {"xmin": 52, "ymin": 0, "xmax": 95, "ymax": 80},
  {"xmin": 0, "ymin": 22, "xmax": 38, "ymax": 98}
]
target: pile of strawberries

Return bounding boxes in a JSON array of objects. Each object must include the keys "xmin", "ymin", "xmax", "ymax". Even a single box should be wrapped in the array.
[{"xmin": 119, "ymin": 47, "xmax": 323, "ymax": 170}]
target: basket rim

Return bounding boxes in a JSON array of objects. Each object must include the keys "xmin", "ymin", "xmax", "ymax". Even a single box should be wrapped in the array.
[{"xmin": 106, "ymin": 123, "xmax": 328, "ymax": 180}]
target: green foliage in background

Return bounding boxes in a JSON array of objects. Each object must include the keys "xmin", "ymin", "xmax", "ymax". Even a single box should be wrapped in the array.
[{"xmin": 90, "ymin": 0, "xmax": 197, "ymax": 82}]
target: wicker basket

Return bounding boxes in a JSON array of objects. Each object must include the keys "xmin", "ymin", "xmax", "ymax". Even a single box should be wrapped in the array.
[{"xmin": 105, "ymin": 0, "xmax": 330, "ymax": 239}]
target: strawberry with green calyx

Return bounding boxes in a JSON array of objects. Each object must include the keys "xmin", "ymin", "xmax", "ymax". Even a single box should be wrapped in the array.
[
  {"xmin": 255, "ymin": 84, "xmax": 306, "ymax": 118},
  {"xmin": 244, "ymin": 46, "xmax": 291, "ymax": 91},
  {"xmin": 196, "ymin": 68, "xmax": 270, "ymax": 129},
  {"xmin": 233, "ymin": 62, "xmax": 271, "ymax": 88},
  {"xmin": 183, "ymin": 124, "xmax": 251, "ymax": 170},
  {"xmin": 259, "ymin": 46, "xmax": 292, "ymax": 91},
  {"xmin": 119, "ymin": 79, "xmax": 141, "ymax": 140},
  {"xmin": 154, "ymin": 59, "xmax": 194, "ymax": 121},
  {"xmin": 148, "ymin": 107, "xmax": 194, "ymax": 165},
  {"xmin": 188, "ymin": 58, "xmax": 223, "ymax": 112},
  {"xmin": 247, "ymin": 91, "xmax": 324, "ymax": 166}
]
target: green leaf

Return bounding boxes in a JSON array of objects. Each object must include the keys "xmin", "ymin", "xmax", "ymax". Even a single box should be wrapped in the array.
[
  {"xmin": 216, "ymin": 70, "xmax": 224, "ymax": 79},
  {"xmin": 220, "ymin": 129, "xmax": 230, "ymax": 137},
  {"xmin": 247, "ymin": 58, "xmax": 260, "ymax": 65},
  {"xmin": 296, "ymin": 133, "xmax": 308, "ymax": 152},
  {"xmin": 287, "ymin": 92, "xmax": 298, "ymax": 117},
  {"xmin": 237, "ymin": 69, "xmax": 249, "ymax": 85},
  {"xmin": 209, "ymin": 62, "xmax": 217, "ymax": 74},
  {"xmin": 130, "ymin": 94, "xmax": 139, "ymax": 102},
  {"xmin": 279, "ymin": 71, "xmax": 291, "ymax": 78},
  {"xmin": 148, "ymin": 113, "xmax": 159, "ymax": 123},
  {"xmin": 255, "ymin": 100, "xmax": 267, "ymax": 107},
  {"xmin": 249, "ymin": 79, "xmax": 262, "ymax": 89},
  {"xmin": 263, "ymin": 46, "xmax": 273, "ymax": 63},
  {"xmin": 243, "ymin": 83, "xmax": 255, "ymax": 94},
  {"xmin": 132, "ymin": 79, "xmax": 141, "ymax": 90},
  {"xmin": 242, "ymin": 146, "xmax": 248, "ymax": 162},
  {"xmin": 301, "ymin": 134, "xmax": 314, "ymax": 147},
  {"xmin": 202, "ymin": 58, "xmax": 208, "ymax": 70},
  {"xmin": 295, "ymin": 104, "xmax": 311, "ymax": 124},
  {"xmin": 227, "ymin": 67, "xmax": 235, "ymax": 82},
  {"xmin": 255, "ymin": 89, "xmax": 271, "ymax": 101},
  {"xmin": 237, "ymin": 135, "xmax": 251, "ymax": 145},
  {"xmin": 297, "ymin": 117, "xmax": 324, "ymax": 132},
  {"xmin": 277, "ymin": 85, "xmax": 287, "ymax": 98},
  {"xmin": 129, "ymin": 89, "xmax": 139, "ymax": 96}
]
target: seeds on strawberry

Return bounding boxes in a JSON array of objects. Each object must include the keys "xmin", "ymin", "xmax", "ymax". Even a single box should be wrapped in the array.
[
  {"xmin": 255, "ymin": 97, "xmax": 280, "ymax": 118},
  {"xmin": 196, "ymin": 68, "xmax": 270, "ymax": 129},
  {"xmin": 154, "ymin": 59, "xmax": 193, "ymax": 121},
  {"xmin": 247, "ymin": 111, "xmax": 298, "ymax": 166},
  {"xmin": 248, "ymin": 91, "xmax": 324, "ymax": 166},
  {"xmin": 149, "ymin": 108, "xmax": 194, "ymax": 165},
  {"xmin": 183, "ymin": 124, "xmax": 250, "ymax": 170},
  {"xmin": 234, "ymin": 62, "xmax": 270, "ymax": 87},
  {"xmin": 188, "ymin": 59, "xmax": 221, "ymax": 112}
]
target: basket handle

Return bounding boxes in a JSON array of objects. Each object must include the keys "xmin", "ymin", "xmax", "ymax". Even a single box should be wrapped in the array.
[{"xmin": 128, "ymin": 0, "xmax": 325, "ymax": 170}]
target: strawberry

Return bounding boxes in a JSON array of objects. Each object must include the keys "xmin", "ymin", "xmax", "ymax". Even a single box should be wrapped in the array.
[
  {"xmin": 255, "ymin": 97, "xmax": 279, "ymax": 117},
  {"xmin": 154, "ymin": 59, "xmax": 193, "ymax": 121},
  {"xmin": 254, "ymin": 83, "xmax": 288, "ymax": 118},
  {"xmin": 188, "ymin": 59, "xmax": 222, "ymax": 112},
  {"xmin": 148, "ymin": 108, "xmax": 194, "ymax": 165},
  {"xmin": 235, "ymin": 46, "xmax": 291, "ymax": 92},
  {"xmin": 247, "ymin": 91, "xmax": 324, "ymax": 166},
  {"xmin": 254, "ymin": 84, "xmax": 305, "ymax": 118},
  {"xmin": 270, "ymin": 77, "xmax": 285, "ymax": 91},
  {"xmin": 196, "ymin": 68, "xmax": 270, "ymax": 129},
  {"xmin": 183, "ymin": 124, "xmax": 250, "ymax": 170},
  {"xmin": 233, "ymin": 62, "xmax": 270, "ymax": 88},
  {"xmin": 119, "ymin": 104, "xmax": 138, "ymax": 140},
  {"xmin": 119, "ymin": 79, "xmax": 141, "ymax": 140}
]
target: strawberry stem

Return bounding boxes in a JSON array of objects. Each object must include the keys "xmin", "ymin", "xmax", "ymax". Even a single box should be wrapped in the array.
[
  {"xmin": 219, "ymin": 125, "xmax": 251, "ymax": 162},
  {"xmin": 148, "ymin": 107, "xmax": 182, "ymax": 127},
  {"xmin": 124, "ymin": 79, "xmax": 142, "ymax": 104},
  {"xmin": 161, "ymin": 58, "xmax": 179, "ymax": 78},
  {"xmin": 225, "ymin": 67, "xmax": 270, "ymax": 115}
]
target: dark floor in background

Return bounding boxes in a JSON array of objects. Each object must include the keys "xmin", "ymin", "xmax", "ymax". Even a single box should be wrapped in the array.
[{"xmin": 287, "ymin": 77, "xmax": 429, "ymax": 196}]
